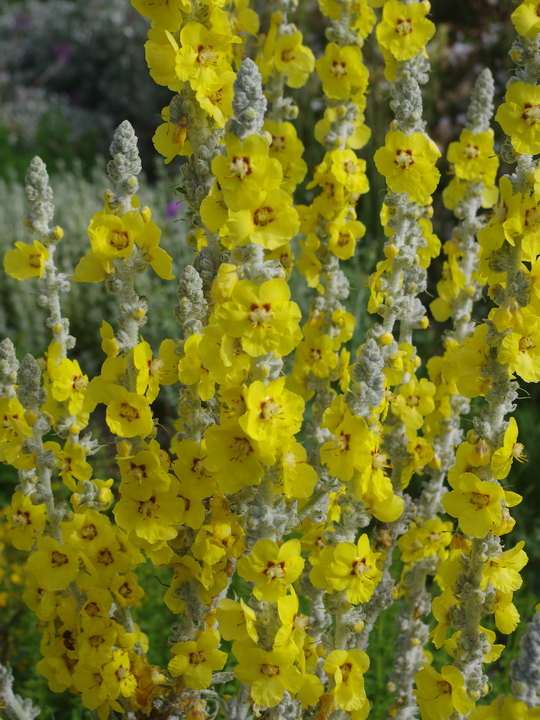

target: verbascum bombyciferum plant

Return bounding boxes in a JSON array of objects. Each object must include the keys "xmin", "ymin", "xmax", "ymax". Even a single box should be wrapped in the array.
[{"xmin": 2, "ymin": 2, "xmax": 540, "ymax": 720}]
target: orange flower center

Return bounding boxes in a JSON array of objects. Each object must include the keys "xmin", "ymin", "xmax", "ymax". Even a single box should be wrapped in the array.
[
  {"xmin": 196, "ymin": 44, "xmax": 218, "ymax": 67},
  {"xmin": 261, "ymin": 663, "xmax": 280, "ymax": 677},
  {"xmin": 394, "ymin": 149, "xmax": 414, "ymax": 168},
  {"xmin": 330, "ymin": 60, "xmax": 347, "ymax": 78},
  {"xmin": 230, "ymin": 436, "xmax": 253, "ymax": 460},
  {"xmin": 340, "ymin": 662, "xmax": 353, "ymax": 682},
  {"xmin": 521, "ymin": 102, "xmax": 540, "ymax": 125},
  {"xmin": 271, "ymin": 135, "xmax": 287, "ymax": 152},
  {"xmin": 110, "ymin": 230, "xmax": 130, "ymax": 250},
  {"xmin": 395, "ymin": 17, "xmax": 413, "ymax": 35},
  {"xmin": 519, "ymin": 335, "xmax": 535, "ymax": 352},
  {"xmin": 264, "ymin": 561, "xmax": 286, "ymax": 579},
  {"xmin": 281, "ymin": 48, "xmax": 295, "ymax": 62},
  {"xmin": 119, "ymin": 403, "xmax": 140, "ymax": 421},
  {"xmin": 463, "ymin": 144, "xmax": 480, "ymax": 159},
  {"xmin": 228, "ymin": 155, "xmax": 251, "ymax": 179},
  {"xmin": 51, "ymin": 550, "xmax": 69, "ymax": 567},
  {"xmin": 254, "ymin": 206, "xmax": 275, "ymax": 227},
  {"xmin": 470, "ymin": 491, "xmax": 490, "ymax": 509},
  {"xmin": 259, "ymin": 398, "xmax": 282, "ymax": 421},
  {"xmin": 249, "ymin": 303, "xmax": 273, "ymax": 326}
]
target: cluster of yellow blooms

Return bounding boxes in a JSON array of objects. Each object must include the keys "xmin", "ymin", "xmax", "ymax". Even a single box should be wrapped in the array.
[{"xmin": 2, "ymin": 1, "xmax": 540, "ymax": 720}]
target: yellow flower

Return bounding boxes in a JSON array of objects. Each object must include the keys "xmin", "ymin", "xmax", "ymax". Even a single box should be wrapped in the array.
[
  {"xmin": 216, "ymin": 598, "xmax": 259, "ymax": 642},
  {"xmin": 512, "ymin": 0, "xmax": 540, "ymax": 38},
  {"xmin": 233, "ymin": 640, "xmax": 303, "ymax": 707},
  {"xmin": 27, "ymin": 536, "xmax": 80, "ymax": 591},
  {"xmin": 196, "ymin": 69, "xmax": 236, "ymax": 128},
  {"xmin": 376, "ymin": 1, "xmax": 435, "ymax": 61},
  {"xmin": 144, "ymin": 29, "xmax": 181, "ymax": 89},
  {"xmin": 310, "ymin": 535, "xmax": 382, "ymax": 604},
  {"xmin": 275, "ymin": 441, "xmax": 319, "ymax": 499},
  {"xmin": 237, "ymin": 538, "xmax": 304, "ymax": 601},
  {"xmin": 323, "ymin": 648, "xmax": 369, "ymax": 711},
  {"xmin": 374, "ymin": 131, "xmax": 440, "ymax": 205},
  {"xmin": 114, "ymin": 482, "xmax": 184, "ymax": 544},
  {"xmin": 104, "ymin": 386, "xmax": 154, "ymax": 439},
  {"xmin": 496, "ymin": 81, "xmax": 540, "ymax": 155},
  {"xmin": 212, "ymin": 133, "xmax": 282, "ymax": 208},
  {"xmin": 315, "ymin": 43, "xmax": 369, "ymax": 100},
  {"xmin": 273, "ymin": 29, "xmax": 315, "ymax": 88},
  {"xmin": 469, "ymin": 695, "xmax": 536, "ymax": 720},
  {"xmin": 204, "ymin": 423, "xmax": 270, "ymax": 493},
  {"xmin": 4, "ymin": 240, "xmax": 50, "ymax": 280},
  {"xmin": 214, "ymin": 279, "xmax": 302, "ymax": 357},
  {"xmin": 131, "ymin": 0, "xmax": 190, "ymax": 31},
  {"xmin": 498, "ymin": 313, "xmax": 540, "ymax": 383},
  {"xmin": 5, "ymin": 490, "xmax": 47, "ymax": 551},
  {"xmin": 447, "ymin": 129, "xmax": 498, "ymax": 184},
  {"xmin": 390, "ymin": 378, "xmax": 436, "ymax": 431},
  {"xmin": 223, "ymin": 186, "xmax": 300, "ymax": 250},
  {"xmin": 263, "ymin": 120, "xmax": 308, "ymax": 191},
  {"xmin": 169, "ymin": 630, "xmax": 227, "ymax": 689},
  {"xmin": 481, "ymin": 542, "xmax": 528, "ymax": 593},
  {"xmin": 176, "ymin": 20, "xmax": 238, "ymax": 94},
  {"xmin": 153, "ymin": 107, "xmax": 193, "ymax": 164},
  {"xmin": 414, "ymin": 664, "xmax": 474, "ymax": 720},
  {"xmin": 320, "ymin": 410, "xmax": 371, "ymax": 482},
  {"xmin": 441, "ymin": 473, "xmax": 505, "ymax": 538}
]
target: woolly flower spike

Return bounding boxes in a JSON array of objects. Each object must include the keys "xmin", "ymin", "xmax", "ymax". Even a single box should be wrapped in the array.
[
  {"xmin": 376, "ymin": 1, "xmax": 435, "ymax": 61},
  {"xmin": 237, "ymin": 538, "xmax": 304, "ymax": 601},
  {"xmin": 374, "ymin": 131, "xmax": 440, "ymax": 205},
  {"xmin": 414, "ymin": 664, "xmax": 474, "ymax": 720},
  {"xmin": 496, "ymin": 82, "xmax": 540, "ymax": 156}
]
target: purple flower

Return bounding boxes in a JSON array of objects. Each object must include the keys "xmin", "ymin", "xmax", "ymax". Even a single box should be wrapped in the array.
[
  {"xmin": 164, "ymin": 200, "xmax": 182, "ymax": 221},
  {"xmin": 53, "ymin": 43, "xmax": 73, "ymax": 63},
  {"xmin": 14, "ymin": 11, "xmax": 31, "ymax": 30}
]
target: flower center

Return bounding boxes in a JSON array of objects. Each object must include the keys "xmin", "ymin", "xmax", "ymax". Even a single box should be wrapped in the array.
[
  {"xmin": 271, "ymin": 135, "xmax": 287, "ymax": 152},
  {"xmin": 259, "ymin": 398, "xmax": 282, "ymax": 420},
  {"xmin": 470, "ymin": 491, "xmax": 490, "ymax": 509},
  {"xmin": 406, "ymin": 394, "xmax": 420, "ymax": 407},
  {"xmin": 138, "ymin": 496, "xmax": 158, "ymax": 517},
  {"xmin": 249, "ymin": 303, "xmax": 273, "ymax": 326},
  {"xmin": 281, "ymin": 48, "xmax": 295, "ymax": 62},
  {"xmin": 519, "ymin": 335, "xmax": 535, "ymax": 352},
  {"xmin": 264, "ymin": 561, "xmax": 286, "ymax": 579},
  {"xmin": 351, "ymin": 558, "xmax": 370, "ymax": 576},
  {"xmin": 51, "ymin": 550, "xmax": 69, "ymax": 567},
  {"xmin": 340, "ymin": 662, "xmax": 353, "ymax": 682},
  {"xmin": 72, "ymin": 374, "xmax": 88, "ymax": 392},
  {"xmin": 28, "ymin": 254, "xmax": 43, "ymax": 268},
  {"xmin": 254, "ymin": 206, "xmax": 274, "ymax": 227},
  {"xmin": 119, "ymin": 403, "xmax": 140, "ymax": 421},
  {"xmin": 394, "ymin": 149, "xmax": 414, "ymax": 168},
  {"xmin": 330, "ymin": 61, "xmax": 347, "ymax": 77},
  {"xmin": 89, "ymin": 634, "xmax": 105, "ymax": 648},
  {"xmin": 395, "ymin": 17, "xmax": 413, "ymax": 35},
  {"xmin": 110, "ymin": 230, "xmax": 130, "ymax": 250},
  {"xmin": 463, "ymin": 144, "xmax": 480, "ymax": 159},
  {"xmin": 522, "ymin": 102, "xmax": 540, "ymax": 125},
  {"xmin": 261, "ymin": 663, "xmax": 280, "ymax": 677},
  {"xmin": 196, "ymin": 44, "xmax": 218, "ymax": 67},
  {"xmin": 228, "ymin": 156, "xmax": 251, "ymax": 179},
  {"xmin": 230, "ymin": 436, "xmax": 253, "ymax": 460},
  {"xmin": 338, "ymin": 432, "xmax": 351, "ymax": 452},
  {"xmin": 437, "ymin": 680, "xmax": 452, "ymax": 694},
  {"xmin": 81, "ymin": 524, "xmax": 98, "ymax": 540}
]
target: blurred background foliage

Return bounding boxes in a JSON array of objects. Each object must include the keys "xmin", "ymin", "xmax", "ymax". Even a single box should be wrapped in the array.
[{"xmin": 1, "ymin": 0, "xmax": 539, "ymax": 717}]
